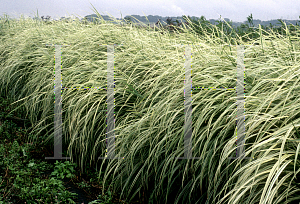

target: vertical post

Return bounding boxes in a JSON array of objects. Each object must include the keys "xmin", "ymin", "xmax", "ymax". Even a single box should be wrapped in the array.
[
  {"xmin": 236, "ymin": 45, "xmax": 246, "ymax": 158},
  {"xmin": 177, "ymin": 44, "xmax": 200, "ymax": 160},
  {"xmin": 98, "ymin": 44, "xmax": 124, "ymax": 160},
  {"xmin": 45, "ymin": 44, "xmax": 70, "ymax": 160},
  {"xmin": 106, "ymin": 45, "xmax": 115, "ymax": 159},
  {"xmin": 229, "ymin": 45, "xmax": 253, "ymax": 161}
]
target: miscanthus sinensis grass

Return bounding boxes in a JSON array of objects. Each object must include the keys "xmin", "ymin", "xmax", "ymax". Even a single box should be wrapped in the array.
[{"xmin": 0, "ymin": 8, "xmax": 300, "ymax": 204}]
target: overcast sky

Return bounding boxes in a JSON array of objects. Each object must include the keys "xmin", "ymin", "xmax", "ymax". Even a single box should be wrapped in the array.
[{"xmin": 1, "ymin": 0, "xmax": 299, "ymax": 23}]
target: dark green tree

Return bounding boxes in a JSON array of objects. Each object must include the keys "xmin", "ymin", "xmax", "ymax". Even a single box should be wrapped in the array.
[{"xmin": 124, "ymin": 16, "xmax": 132, "ymax": 25}]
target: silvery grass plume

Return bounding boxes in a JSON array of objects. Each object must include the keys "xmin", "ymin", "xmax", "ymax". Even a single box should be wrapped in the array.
[{"xmin": 0, "ymin": 5, "xmax": 300, "ymax": 204}]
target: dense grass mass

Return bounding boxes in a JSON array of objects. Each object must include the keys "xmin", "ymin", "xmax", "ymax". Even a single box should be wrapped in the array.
[{"xmin": 1, "ymin": 7, "xmax": 300, "ymax": 204}]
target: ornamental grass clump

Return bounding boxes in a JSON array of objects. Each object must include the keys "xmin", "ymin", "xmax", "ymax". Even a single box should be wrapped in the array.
[{"xmin": 0, "ymin": 6, "xmax": 300, "ymax": 204}]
